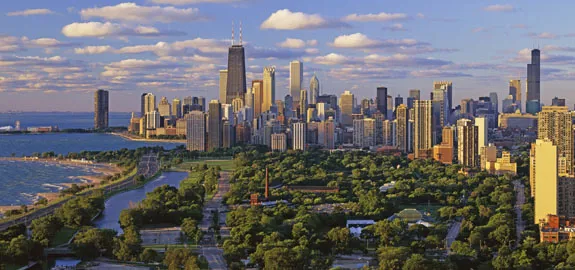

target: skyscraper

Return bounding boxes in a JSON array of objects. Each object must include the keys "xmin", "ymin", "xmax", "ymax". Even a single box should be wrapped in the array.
[
  {"xmin": 309, "ymin": 74, "xmax": 319, "ymax": 105},
  {"xmin": 533, "ymin": 139, "xmax": 558, "ymax": 223},
  {"xmin": 226, "ymin": 42, "xmax": 247, "ymax": 104},
  {"xmin": 457, "ymin": 118, "xmax": 479, "ymax": 167},
  {"xmin": 433, "ymin": 81, "xmax": 453, "ymax": 112},
  {"xmin": 271, "ymin": 133, "xmax": 287, "ymax": 152},
  {"xmin": 396, "ymin": 104, "xmax": 408, "ymax": 152},
  {"xmin": 158, "ymin": 97, "xmax": 171, "ymax": 117},
  {"xmin": 208, "ymin": 100, "xmax": 222, "ymax": 151},
  {"xmin": 300, "ymin": 89, "xmax": 308, "ymax": 119},
  {"xmin": 318, "ymin": 117, "xmax": 335, "ymax": 149},
  {"xmin": 172, "ymin": 98, "xmax": 181, "ymax": 118},
  {"xmin": 186, "ymin": 111, "xmax": 206, "ymax": 152},
  {"xmin": 527, "ymin": 49, "xmax": 541, "ymax": 114},
  {"xmin": 552, "ymin": 97, "xmax": 566, "ymax": 107},
  {"xmin": 252, "ymin": 80, "xmax": 263, "ymax": 118},
  {"xmin": 219, "ymin": 69, "xmax": 228, "ymax": 103},
  {"xmin": 489, "ymin": 92, "xmax": 498, "ymax": 115},
  {"xmin": 262, "ymin": 67, "xmax": 275, "ymax": 113},
  {"xmin": 376, "ymin": 87, "xmax": 388, "ymax": 118},
  {"xmin": 409, "ymin": 89, "xmax": 421, "ymax": 100},
  {"xmin": 340, "ymin": 90, "xmax": 354, "ymax": 127},
  {"xmin": 475, "ymin": 117, "xmax": 488, "ymax": 148},
  {"xmin": 146, "ymin": 110, "xmax": 160, "ymax": 129},
  {"xmin": 292, "ymin": 122, "xmax": 307, "ymax": 150},
  {"xmin": 290, "ymin": 60, "xmax": 303, "ymax": 103},
  {"xmin": 538, "ymin": 106, "xmax": 573, "ymax": 175},
  {"xmin": 140, "ymin": 93, "xmax": 149, "ymax": 118},
  {"xmin": 144, "ymin": 93, "xmax": 156, "ymax": 114},
  {"xmin": 509, "ymin": 79, "xmax": 522, "ymax": 112},
  {"xmin": 432, "ymin": 85, "xmax": 449, "ymax": 130},
  {"xmin": 94, "ymin": 89, "xmax": 109, "ymax": 129},
  {"xmin": 414, "ymin": 100, "xmax": 433, "ymax": 158}
]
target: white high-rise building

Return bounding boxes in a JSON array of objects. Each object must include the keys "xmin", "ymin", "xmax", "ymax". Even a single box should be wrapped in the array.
[
  {"xmin": 186, "ymin": 111, "xmax": 206, "ymax": 151},
  {"xmin": 309, "ymin": 74, "xmax": 320, "ymax": 105},
  {"xmin": 146, "ymin": 110, "xmax": 160, "ymax": 129},
  {"xmin": 290, "ymin": 60, "xmax": 303, "ymax": 103},
  {"xmin": 144, "ymin": 93, "xmax": 156, "ymax": 114},
  {"xmin": 475, "ymin": 117, "xmax": 488, "ymax": 148},
  {"xmin": 316, "ymin": 103, "xmax": 329, "ymax": 121},
  {"xmin": 222, "ymin": 104, "xmax": 234, "ymax": 126},
  {"xmin": 292, "ymin": 122, "xmax": 307, "ymax": 150}
]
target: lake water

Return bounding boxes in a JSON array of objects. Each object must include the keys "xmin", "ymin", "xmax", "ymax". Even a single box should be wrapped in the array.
[
  {"xmin": 94, "ymin": 171, "xmax": 188, "ymax": 233},
  {"xmin": 0, "ymin": 160, "xmax": 100, "ymax": 205},
  {"xmin": 0, "ymin": 112, "xmax": 131, "ymax": 130}
]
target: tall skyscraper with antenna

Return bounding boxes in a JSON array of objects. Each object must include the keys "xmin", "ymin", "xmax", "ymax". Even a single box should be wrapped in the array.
[
  {"xmin": 225, "ymin": 22, "xmax": 247, "ymax": 104},
  {"xmin": 526, "ymin": 49, "xmax": 541, "ymax": 114}
]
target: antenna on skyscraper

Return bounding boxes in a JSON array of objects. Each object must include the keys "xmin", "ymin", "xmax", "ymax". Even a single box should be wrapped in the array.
[
  {"xmin": 239, "ymin": 21, "xmax": 243, "ymax": 45},
  {"xmin": 231, "ymin": 21, "xmax": 235, "ymax": 45}
]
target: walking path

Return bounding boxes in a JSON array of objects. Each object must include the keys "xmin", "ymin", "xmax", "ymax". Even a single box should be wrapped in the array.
[{"xmin": 513, "ymin": 180, "xmax": 525, "ymax": 248}]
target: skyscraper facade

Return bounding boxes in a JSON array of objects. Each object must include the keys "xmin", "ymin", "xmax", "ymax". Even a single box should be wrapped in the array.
[
  {"xmin": 219, "ymin": 69, "xmax": 228, "ymax": 103},
  {"xmin": 457, "ymin": 118, "xmax": 479, "ymax": 167},
  {"xmin": 172, "ymin": 98, "xmax": 181, "ymax": 118},
  {"xmin": 158, "ymin": 97, "xmax": 171, "ymax": 117},
  {"xmin": 226, "ymin": 44, "xmax": 247, "ymax": 104},
  {"xmin": 376, "ymin": 87, "xmax": 388, "ymax": 118},
  {"xmin": 144, "ymin": 93, "xmax": 156, "ymax": 114},
  {"xmin": 252, "ymin": 80, "xmax": 263, "ymax": 118},
  {"xmin": 527, "ymin": 49, "xmax": 541, "ymax": 114},
  {"xmin": 475, "ymin": 117, "xmax": 488, "ymax": 148},
  {"xmin": 509, "ymin": 79, "xmax": 522, "ymax": 112},
  {"xmin": 186, "ymin": 111, "xmax": 206, "ymax": 152},
  {"xmin": 533, "ymin": 139, "xmax": 558, "ymax": 223},
  {"xmin": 208, "ymin": 100, "xmax": 222, "ymax": 151},
  {"xmin": 300, "ymin": 89, "xmax": 308, "ymax": 119},
  {"xmin": 340, "ymin": 90, "xmax": 354, "ymax": 127},
  {"xmin": 94, "ymin": 89, "xmax": 109, "ymax": 129},
  {"xmin": 433, "ymin": 81, "xmax": 453, "ymax": 112},
  {"xmin": 309, "ymin": 74, "xmax": 319, "ymax": 105},
  {"xmin": 538, "ymin": 106, "xmax": 574, "ymax": 175},
  {"xmin": 409, "ymin": 89, "xmax": 421, "ymax": 100},
  {"xmin": 489, "ymin": 92, "xmax": 499, "ymax": 116},
  {"xmin": 318, "ymin": 117, "xmax": 335, "ymax": 149},
  {"xmin": 396, "ymin": 104, "xmax": 408, "ymax": 152},
  {"xmin": 290, "ymin": 60, "xmax": 303, "ymax": 103},
  {"xmin": 414, "ymin": 100, "xmax": 433, "ymax": 158},
  {"xmin": 140, "ymin": 93, "xmax": 149, "ymax": 118},
  {"xmin": 292, "ymin": 122, "xmax": 307, "ymax": 150},
  {"xmin": 263, "ymin": 66, "xmax": 275, "ymax": 113}
]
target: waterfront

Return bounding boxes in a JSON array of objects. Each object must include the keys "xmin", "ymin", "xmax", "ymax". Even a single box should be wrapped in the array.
[
  {"xmin": 94, "ymin": 171, "xmax": 188, "ymax": 233},
  {"xmin": 0, "ymin": 112, "xmax": 131, "ymax": 130},
  {"xmin": 0, "ymin": 133, "xmax": 183, "ymax": 157},
  {"xmin": 0, "ymin": 160, "xmax": 100, "ymax": 206}
]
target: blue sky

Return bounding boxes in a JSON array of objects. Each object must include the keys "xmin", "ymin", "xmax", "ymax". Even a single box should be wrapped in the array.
[{"xmin": 1, "ymin": 0, "xmax": 575, "ymax": 112}]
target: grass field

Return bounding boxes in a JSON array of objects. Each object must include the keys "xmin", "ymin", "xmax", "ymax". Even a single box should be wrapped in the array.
[
  {"xmin": 397, "ymin": 204, "xmax": 443, "ymax": 218},
  {"xmin": 175, "ymin": 159, "xmax": 234, "ymax": 172},
  {"xmin": 51, "ymin": 226, "xmax": 77, "ymax": 246}
]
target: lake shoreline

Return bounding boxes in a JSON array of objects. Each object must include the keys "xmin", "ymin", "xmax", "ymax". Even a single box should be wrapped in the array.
[{"xmin": 111, "ymin": 132, "xmax": 186, "ymax": 143}]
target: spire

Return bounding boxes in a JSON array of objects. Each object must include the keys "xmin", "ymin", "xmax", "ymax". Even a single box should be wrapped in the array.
[
  {"xmin": 231, "ymin": 21, "xmax": 235, "ymax": 46},
  {"xmin": 239, "ymin": 21, "xmax": 243, "ymax": 45}
]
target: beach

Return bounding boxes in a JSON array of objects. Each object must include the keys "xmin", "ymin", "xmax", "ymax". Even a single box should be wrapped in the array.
[{"xmin": 111, "ymin": 132, "xmax": 186, "ymax": 143}]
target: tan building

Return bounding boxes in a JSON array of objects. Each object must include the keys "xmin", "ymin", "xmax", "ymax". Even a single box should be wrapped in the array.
[
  {"xmin": 158, "ymin": 97, "xmax": 171, "ymax": 117},
  {"xmin": 485, "ymin": 151, "xmax": 517, "ymax": 175},
  {"xmin": 318, "ymin": 117, "xmax": 335, "ymax": 149},
  {"xmin": 252, "ymin": 80, "xmax": 263, "ymax": 117},
  {"xmin": 457, "ymin": 118, "xmax": 478, "ymax": 167},
  {"xmin": 498, "ymin": 112, "xmax": 537, "ymax": 129},
  {"xmin": 340, "ymin": 90, "xmax": 354, "ymax": 127},
  {"xmin": 396, "ymin": 104, "xmax": 409, "ymax": 153},
  {"xmin": 232, "ymin": 98, "xmax": 244, "ymax": 113},
  {"xmin": 480, "ymin": 144, "xmax": 497, "ymax": 170},
  {"xmin": 433, "ymin": 144, "xmax": 453, "ymax": 164},
  {"xmin": 172, "ymin": 98, "xmax": 181, "ymax": 118},
  {"xmin": 271, "ymin": 133, "xmax": 287, "ymax": 152},
  {"xmin": 176, "ymin": 118, "xmax": 186, "ymax": 136},
  {"xmin": 219, "ymin": 69, "xmax": 228, "ymax": 103},
  {"xmin": 186, "ymin": 111, "xmax": 206, "ymax": 152},
  {"xmin": 533, "ymin": 139, "xmax": 558, "ymax": 224},
  {"xmin": 262, "ymin": 67, "xmax": 275, "ymax": 113},
  {"xmin": 414, "ymin": 100, "xmax": 433, "ymax": 158},
  {"xmin": 538, "ymin": 106, "xmax": 573, "ymax": 175}
]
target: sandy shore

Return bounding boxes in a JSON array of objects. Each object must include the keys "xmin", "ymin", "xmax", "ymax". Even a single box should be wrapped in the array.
[
  {"xmin": 0, "ymin": 157, "xmax": 123, "ymax": 210},
  {"xmin": 111, "ymin": 132, "xmax": 186, "ymax": 143}
]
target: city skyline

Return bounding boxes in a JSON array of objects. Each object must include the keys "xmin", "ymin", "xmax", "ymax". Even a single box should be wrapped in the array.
[{"xmin": 2, "ymin": 1, "xmax": 575, "ymax": 112}]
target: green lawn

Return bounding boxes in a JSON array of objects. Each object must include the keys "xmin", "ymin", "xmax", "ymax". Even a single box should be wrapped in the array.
[
  {"xmin": 397, "ymin": 204, "xmax": 443, "ymax": 219},
  {"xmin": 176, "ymin": 159, "xmax": 234, "ymax": 172},
  {"xmin": 50, "ymin": 226, "xmax": 77, "ymax": 246}
]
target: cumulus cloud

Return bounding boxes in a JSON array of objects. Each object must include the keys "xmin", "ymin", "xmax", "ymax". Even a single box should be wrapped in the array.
[
  {"xmin": 62, "ymin": 22, "xmax": 186, "ymax": 38},
  {"xmin": 382, "ymin": 23, "xmax": 407, "ymax": 32},
  {"xmin": 151, "ymin": 0, "xmax": 248, "ymax": 4},
  {"xmin": 330, "ymin": 33, "xmax": 423, "ymax": 49},
  {"xmin": 7, "ymin": 9, "xmax": 54, "ymax": 16},
  {"xmin": 343, "ymin": 12, "xmax": 408, "ymax": 22},
  {"xmin": 511, "ymin": 48, "xmax": 575, "ymax": 64},
  {"xmin": 312, "ymin": 53, "xmax": 354, "ymax": 65},
  {"xmin": 261, "ymin": 9, "xmax": 348, "ymax": 30},
  {"xmin": 80, "ymin": 3, "xmax": 204, "ymax": 23},
  {"xmin": 483, "ymin": 4, "xmax": 515, "ymax": 12},
  {"xmin": 276, "ymin": 38, "xmax": 318, "ymax": 49},
  {"xmin": 364, "ymin": 54, "xmax": 451, "ymax": 67},
  {"xmin": 74, "ymin": 46, "xmax": 115, "ymax": 55},
  {"xmin": 28, "ymin": 38, "xmax": 79, "ymax": 48}
]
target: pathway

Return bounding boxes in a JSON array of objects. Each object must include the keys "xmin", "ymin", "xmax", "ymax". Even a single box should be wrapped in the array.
[{"xmin": 513, "ymin": 180, "xmax": 525, "ymax": 248}]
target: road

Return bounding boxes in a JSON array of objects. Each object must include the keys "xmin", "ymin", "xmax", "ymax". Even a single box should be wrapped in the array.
[
  {"xmin": 513, "ymin": 180, "xmax": 525, "ymax": 248},
  {"xmin": 445, "ymin": 193, "xmax": 468, "ymax": 254},
  {"xmin": 0, "ymin": 153, "xmax": 159, "ymax": 232},
  {"xmin": 199, "ymin": 171, "xmax": 230, "ymax": 270}
]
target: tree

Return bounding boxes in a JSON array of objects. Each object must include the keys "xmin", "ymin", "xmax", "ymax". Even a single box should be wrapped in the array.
[
  {"xmin": 7, "ymin": 235, "xmax": 31, "ymax": 264},
  {"xmin": 31, "ymin": 215, "xmax": 63, "ymax": 246},
  {"xmin": 164, "ymin": 248, "xmax": 200, "ymax": 270},
  {"xmin": 492, "ymin": 246, "xmax": 513, "ymax": 270},
  {"xmin": 113, "ymin": 226, "xmax": 142, "ymax": 261},
  {"xmin": 264, "ymin": 247, "xmax": 297, "ymax": 270},
  {"xmin": 326, "ymin": 227, "xmax": 351, "ymax": 254},
  {"xmin": 451, "ymin": 240, "xmax": 477, "ymax": 258},
  {"xmin": 72, "ymin": 228, "xmax": 116, "ymax": 260},
  {"xmin": 140, "ymin": 248, "xmax": 159, "ymax": 263},
  {"xmin": 402, "ymin": 254, "xmax": 433, "ymax": 270},
  {"xmin": 181, "ymin": 218, "xmax": 202, "ymax": 244},
  {"xmin": 378, "ymin": 246, "xmax": 410, "ymax": 270}
]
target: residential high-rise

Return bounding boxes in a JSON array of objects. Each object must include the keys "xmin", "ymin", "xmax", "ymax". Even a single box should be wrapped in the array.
[
  {"xmin": 353, "ymin": 118, "xmax": 376, "ymax": 148},
  {"xmin": 263, "ymin": 66, "xmax": 275, "ymax": 113},
  {"xmin": 394, "ymin": 95, "xmax": 404, "ymax": 111},
  {"xmin": 207, "ymin": 100, "xmax": 222, "ymax": 151},
  {"xmin": 300, "ymin": 89, "xmax": 308, "ymax": 119},
  {"xmin": 318, "ymin": 117, "xmax": 335, "ymax": 149},
  {"xmin": 271, "ymin": 133, "xmax": 287, "ymax": 152},
  {"xmin": 527, "ymin": 49, "xmax": 541, "ymax": 114},
  {"xmin": 232, "ymin": 98, "xmax": 244, "ymax": 113},
  {"xmin": 340, "ymin": 90, "xmax": 354, "ymax": 127},
  {"xmin": 292, "ymin": 122, "xmax": 307, "ymax": 150},
  {"xmin": 219, "ymin": 69, "xmax": 228, "ymax": 103},
  {"xmin": 396, "ymin": 104, "xmax": 408, "ymax": 152},
  {"xmin": 226, "ymin": 43, "xmax": 247, "ymax": 104},
  {"xmin": 144, "ymin": 93, "xmax": 156, "ymax": 114},
  {"xmin": 509, "ymin": 79, "xmax": 522, "ymax": 112},
  {"xmin": 409, "ymin": 89, "xmax": 421, "ymax": 100},
  {"xmin": 480, "ymin": 144, "xmax": 497, "ymax": 170},
  {"xmin": 414, "ymin": 100, "xmax": 433, "ymax": 158},
  {"xmin": 538, "ymin": 106, "xmax": 574, "ymax": 175},
  {"xmin": 252, "ymin": 80, "xmax": 263, "ymax": 117},
  {"xmin": 376, "ymin": 87, "xmax": 388, "ymax": 118},
  {"xmin": 94, "ymin": 89, "xmax": 109, "ymax": 129},
  {"xmin": 457, "ymin": 118, "xmax": 479, "ymax": 167},
  {"xmin": 433, "ymin": 126, "xmax": 455, "ymax": 164},
  {"xmin": 222, "ymin": 120, "xmax": 234, "ymax": 148},
  {"xmin": 489, "ymin": 92, "xmax": 499, "ymax": 115},
  {"xmin": 382, "ymin": 120, "xmax": 396, "ymax": 146},
  {"xmin": 290, "ymin": 60, "xmax": 303, "ymax": 103},
  {"xmin": 186, "ymin": 111, "xmax": 206, "ymax": 152},
  {"xmin": 146, "ymin": 110, "xmax": 160, "ymax": 129},
  {"xmin": 432, "ymin": 86, "xmax": 449, "ymax": 131},
  {"xmin": 433, "ymin": 81, "xmax": 453, "ymax": 112},
  {"xmin": 158, "ymin": 97, "xmax": 171, "ymax": 117},
  {"xmin": 309, "ymin": 74, "xmax": 319, "ymax": 105},
  {"xmin": 373, "ymin": 111, "xmax": 384, "ymax": 145},
  {"xmin": 552, "ymin": 97, "xmax": 566, "ymax": 107},
  {"xmin": 140, "ymin": 93, "xmax": 149, "ymax": 118},
  {"xmin": 172, "ymin": 98, "xmax": 181, "ymax": 118},
  {"xmin": 475, "ymin": 117, "xmax": 488, "ymax": 148},
  {"xmin": 387, "ymin": 95, "xmax": 393, "ymax": 120},
  {"xmin": 533, "ymin": 139, "xmax": 558, "ymax": 223}
]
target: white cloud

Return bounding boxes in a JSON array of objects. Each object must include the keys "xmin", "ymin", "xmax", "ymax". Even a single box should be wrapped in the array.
[
  {"xmin": 330, "ymin": 33, "xmax": 421, "ymax": 49},
  {"xmin": 312, "ymin": 53, "xmax": 354, "ymax": 65},
  {"xmin": 7, "ymin": 9, "xmax": 54, "ymax": 16},
  {"xmin": 383, "ymin": 23, "xmax": 406, "ymax": 32},
  {"xmin": 74, "ymin": 38, "xmax": 228, "ymax": 57},
  {"xmin": 528, "ymin": 32, "xmax": 557, "ymax": 39},
  {"xmin": 80, "ymin": 2, "xmax": 204, "ymax": 23},
  {"xmin": 416, "ymin": 13, "xmax": 425, "ymax": 19},
  {"xmin": 61, "ymin": 22, "xmax": 185, "ymax": 38},
  {"xmin": 307, "ymin": 40, "xmax": 318, "ymax": 46},
  {"xmin": 276, "ymin": 38, "xmax": 306, "ymax": 49},
  {"xmin": 343, "ymin": 12, "xmax": 408, "ymax": 22},
  {"xmin": 28, "ymin": 38, "xmax": 77, "ymax": 48},
  {"xmin": 74, "ymin": 46, "xmax": 115, "ymax": 55},
  {"xmin": 483, "ymin": 4, "xmax": 515, "ymax": 12},
  {"xmin": 261, "ymin": 9, "xmax": 347, "ymax": 30},
  {"xmin": 151, "ymin": 0, "xmax": 247, "ymax": 4}
]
